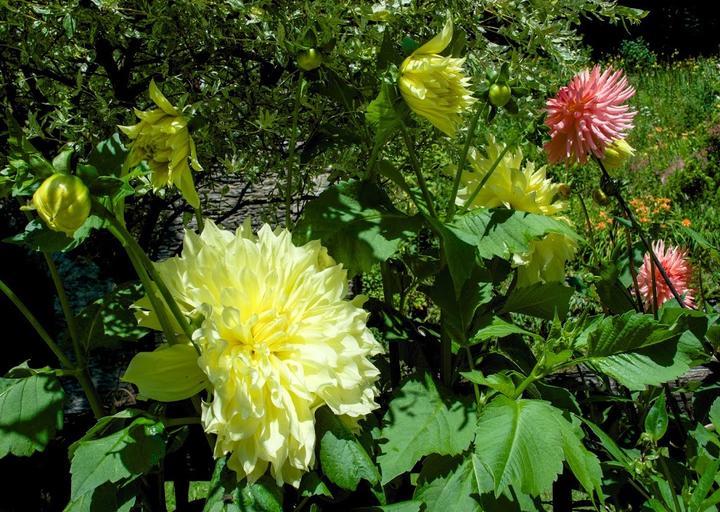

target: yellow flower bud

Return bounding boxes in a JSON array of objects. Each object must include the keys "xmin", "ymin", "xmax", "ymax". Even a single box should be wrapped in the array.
[
  {"xmin": 601, "ymin": 139, "xmax": 635, "ymax": 170},
  {"xmin": 119, "ymin": 80, "xmax": 202, "ymax": 208},
  {"xmin": 32, "ymin": 174, "xmax": 91, "ymax": 235},
  {"xmin": 398, "ymin": 16, "xmax": 475, "ymax": 137},
  {"xmin": 297, "ymin": 49, "xmax": 323, "ymax": 71}
]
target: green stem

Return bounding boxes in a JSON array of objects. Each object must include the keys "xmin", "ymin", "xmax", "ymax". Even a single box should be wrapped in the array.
[
  {"xmin": 624, "ymin": 227, "xmax": 645, "ymax": 313},
  {"xmin": 195, "ymin": 204, "xmax": 205, "ymax": 233},
  {"xmin": 96, "ymin": 202, "xmax": 192, "ymax": 348},
  {"xmin": 446, "ymin": 104, "xmax": 484, "ymax": 220},
  {"xmin": 465, "ymin": 347, "xmax": 482, "ymax": 409},
  {"xmin": 285, "ymin": 73, "xmax": 304, "ymax": 229},
  {"xmin": 577, "ymin": 194, "xmax": 599, "ymax": 266},
  {"xmin": 595, "ymin": 157, "xmax": 687, "ymax": 308},
  {"xmin": 458, "ymin": 121, "xmax": 534, "ymax": 216},
  {"xmin": 163, "ymin": 416, "xmax": 201, "ymax": 427},
  {"xmin": 365, "ymin": 137, "xmax": 383, "ymax": 181},
  {"xmin": 658, "ymin": 456, "xmax": 682, "ymax": 512},
  {"xmin": 400, "ymin": 123, "xmax": 437, "ymax": 218},
  {"xmin": 514, "ymin": 366, "xmax": 541, "ymax": 399},
  {"xmin": 42, "ymin": 254, "xmax": 104, "ymax": 418},
  {"xmin": 0, "ymin": 279, "xmax": 74, "ymax": 369}
]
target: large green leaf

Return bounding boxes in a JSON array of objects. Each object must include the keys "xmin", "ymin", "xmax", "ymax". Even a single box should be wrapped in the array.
[
  {"xmin": 316, "ymin": 406, "xmax": 380, "ymax": 491},
  {"xmin": 414, "ymin": 455, "xmax": 481, "ymax": 512},
  {"xmin": 76, "ymin": 282, "xmax": 149, "ymax": 351},
  {"xmin": 501, "ymin": 282, "xmax": 574, "ymax": 320},
  {"xmin": 474, "ymin": 396, "xmax": 601, "ymax": 498},
  {"xmin": 85, "ymin": 133, "xmax": 128, "ymax": 178},
  {"xmin": 580, "ymin": 312, "xmax": 706, "ymax": 390},
  {"xmin": 204, "ymin": 457, "xmax": 282, "ymax": 512},
  {"xmin": 366, "ymin": 84, "xmax": 402, "ymax": 146},
  {"xmin": 429, "ymin": 208, "xmax": 578, "ymax": 294},
  {"xmin": 295, "ymin": 180, "xmax": 421, "ymax": 274},
  {"xmin": 69, "ymin": 417, "xmax": 166, "ymax": 501},
  {"xmin": 0, "ymin": 367, "xmax": 64, "ymax": 457},
  {"xmin": 378, "ymin": 373, "xmax": 476, "ymax": 484}
]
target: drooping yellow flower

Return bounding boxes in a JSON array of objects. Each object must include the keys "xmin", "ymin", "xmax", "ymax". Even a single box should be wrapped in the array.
[
  {"xmin": 457, "ymin": 136, "xmax": 566, "ymax": 216},
  {"xmin": 601, "ymin": 138, "xmax": 635, "ymax": 170},
  {"xmin": 32, "ymin": 174, "xmax": 91, "ymax": 235},
  {"xmin": 122, "ymin": 220, "xmax": 382, "ymax": 487},
  {"xmin": 456, "ymin": 136, "xmax": 577, "ymax": 284},
  {"xmin": 119, "ymin": 80, "xmax": 202, "ymax": 208},
  {"xmin": 399, "ymin": 16, "xmax": 475, "ymax": 137}
]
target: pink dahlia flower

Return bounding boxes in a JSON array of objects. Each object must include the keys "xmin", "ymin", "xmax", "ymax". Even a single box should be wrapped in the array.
[
  {"xmin": 544, "ymin": 65, "xmax": 636, "ymax": 164},
  {"xmin": 637, "ymin": 240, "xmax": 695, "ymax": 310}
]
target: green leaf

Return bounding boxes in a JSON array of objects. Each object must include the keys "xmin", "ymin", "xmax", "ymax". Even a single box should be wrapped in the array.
[
  {"xmin": 0, "ymin": 370, "xmax": 64, "ymax": 457},
  {"xmin": 75, "ymin": 282, "xmax": 149, "ymax": 351},
  {"xmin": 204, "ymin": 457, "xmax": 282, "ymax": 512},
  {"xmin": 5, "ymin": 217, "xmax": 103, "ymax": 253},
  {"xmin": 429, "ymin": 208, "xmax": 578, "ymax": 294},
  {"xmin": 467, "ymin": 317, "xmax": 540, "ymax": 346},
  {"xmin": 366, "ymin": 84, "xmax": 402, "ymax": 146},
  {"xmin": 502, "ymin": 282, "xmax": 574, "ymax": 320},
  {"xmin": 474, "ymin": 396, "xmax": 601, "ymax": 498},
  {"xmin": 461, "ymin": 371, "xmax": 516, "ymax": 398},
  {"xmin": 299, "ymin": 472, "xmax": 332, "ymax": 498},
  {"xmin": 378, "ymin": 373, "xmax": 476, "ymax": 484},
  {"xmin": 6, "ymin": 114, "xmax": 54, "ymax": 181},
  {"xmin": 414, "ymin": 455, "xmax": 481, "ymax": 512},
  {"xmin": 64, "ymin": 481, "xmax": 137, "ymax": 512},
  {"xmin": 69, "ymin": 417, "xmax": 166, "ymax": 500},
  {"xmin": 581, "ymin": 312, "xmax": 706, "ymax": 390},
  {"xmin": 316, "ymin": 406, "xmax": 380, "ymax": 491},
  {"xmin": 710, "ymin": 398, "xmax": 720, "ymax": 432},
  {"xmin": 86, "ymin": 133, "xmax": 129, "ymax": 178},
  {"xmin": 644, "ymin": 394, "xmax": 668, "ymax": 443},
  {"xmin": 295, "ymin": 180, "xmax": 421, "ymax": 274}
]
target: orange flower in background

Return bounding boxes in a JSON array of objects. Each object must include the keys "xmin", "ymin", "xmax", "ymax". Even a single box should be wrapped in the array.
[
  {"xmin": 681, "ymin": 218, "xmax": 692, "ymax": 227},
  {"xmin": 637, "ymin": 240, "xmax": 695, "ymax": 309},
  {"xmin": 544, "ymin": 66, "xmax": 636, "ymax": 164},
  {"xmin": 629, "ymin": 196, "xmax": 671, "ymax": 224}
]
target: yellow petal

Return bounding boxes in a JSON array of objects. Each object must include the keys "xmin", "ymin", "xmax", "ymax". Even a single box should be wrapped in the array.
[
  {"xmin": 415, "ymin": 15, "xmax": 453, "ymax": 56},
  {"xmin": 149, "ymin": 79, "xmax": 180, "ymax": 117},
  {"xmin": 122, "ymin": 344, "xmax": 207, "ymax": 401}
]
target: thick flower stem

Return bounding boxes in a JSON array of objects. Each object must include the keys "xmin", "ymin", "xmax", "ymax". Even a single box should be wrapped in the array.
[
  {"xmin": 95, "ymin": 201, "xmax": 195, "ymax": 349},
  {"xmin": 42, "ymin": 253, "xmax": 105, "ymax": 418},
  {"xmin": 400, "ymin": 123, "xmax": 437, "ymax": 218},
  {"xmin": 595, "ymin": 157, "xmax": 687, "ymax": 308},
  {"xmin": 624, "ymin": 228, "xmax": 645, "ymax": 313},
  {"xmin": 285, "ymin": 73, "xmax": 304, "ymax": 229},
  {"xmin": 446, "ymin": 104, "xmax": 484, "ymax": 221},
  {"xmin": 0, "ymin": 278, "xmax": 74, "ymax": 370},
  {"xmin": 458, "ymin": 120, "xmax": 534, "ymax": 216}
]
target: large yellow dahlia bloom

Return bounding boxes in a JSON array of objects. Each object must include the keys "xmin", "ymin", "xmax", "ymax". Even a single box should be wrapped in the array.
[
  {"xmin": 123, "ymin": 221, "xmax": 382, "ymax": 486},
  {"xmin": 456, "ymin": 137, "xmax": 577, "ymax": 285},
  {"xmin": 399, "ymin": 16, "xmax": 475, "ymax": 137},
  {"xmin": 119, "ymin": 80, "xmax": 202, "ymax": 208}
]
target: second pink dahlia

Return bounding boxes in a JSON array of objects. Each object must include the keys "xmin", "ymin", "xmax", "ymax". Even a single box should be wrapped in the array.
[
  {"xmin": 637, "ymin": 240, "xmax": 695, "ymax": 310},
  {"xmin": 544, "ymin": 65, "xmax": 636, "ymax": 165}
]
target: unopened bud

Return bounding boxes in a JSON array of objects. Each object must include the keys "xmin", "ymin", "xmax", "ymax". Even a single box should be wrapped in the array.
[
  {"xmin": 32, "ymin": 174, "xmax": 91, "ymax": 235},
  {"xmin": 297, "ymin": 49, "xmax": 323, "ymax": 71},
  {"xmin": 602, "ymin": 139, "xmax": 635, "ymax": 170},
  {"xmin": 592, "ymin": 188, "xmax": 610, "ymax": 206},
  {"xmin": 488, "ymin": 84, "xmax": 512, "ymax": 108}
]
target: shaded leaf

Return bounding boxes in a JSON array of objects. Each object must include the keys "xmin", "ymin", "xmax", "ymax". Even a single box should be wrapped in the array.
[{"xmin": 378, "ymin": 373, "xmax": 476, "ymax": 484}]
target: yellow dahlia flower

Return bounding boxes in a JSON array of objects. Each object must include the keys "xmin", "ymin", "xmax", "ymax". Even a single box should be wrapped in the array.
[
  {"xmin": 456, "ymin": 136, "xmax": 566, "ymax": 216},
  {"xmin": 122, "ymin": 220, "xmax": 382, "ymax": 487},
  {"xmin": 119, "ymin": 80, "xmax": 202, "ymax": 208},
  {"xmin": 456, "ymin": 137, "xmax": 577, "ymax": 284},
  {"xmin": 399, "ymin": 16, "xmax": 475, "ymax": 137}
]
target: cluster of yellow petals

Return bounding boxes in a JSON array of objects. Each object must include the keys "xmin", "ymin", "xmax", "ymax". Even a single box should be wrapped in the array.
[
  {"xmin": 119, "ymin": 80, "xmax": 202, "ymax": 208},
  {"xmin": 456, "ymin": 137, "xmax": 577, "ymax": 285},
  {"xmin": 123, "ymin": 221, "xmax": 382, "ymax": 487},
  {"xmin": 399, "ymin": 17, "xmax": 475, "ymax": 137}
]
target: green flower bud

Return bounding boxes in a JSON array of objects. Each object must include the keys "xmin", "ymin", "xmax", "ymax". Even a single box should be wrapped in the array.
[
  {"xmin": 488, "ymin": 84, "xmax": 511, "ymax": 107},
  {"xmin": 601, "ymin": 139, "xmax": 635, "ymax": 170},
  {"xmin": 297, "ymin": 49, "xmax": 323, "ymax": 71},
  {"xmin": 32, "ymin": 174, "xmax": 91, "ymax": 235},
  {"xmin": 592, "ymin": 188, "xmax": 610, "ymax": 206}
]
